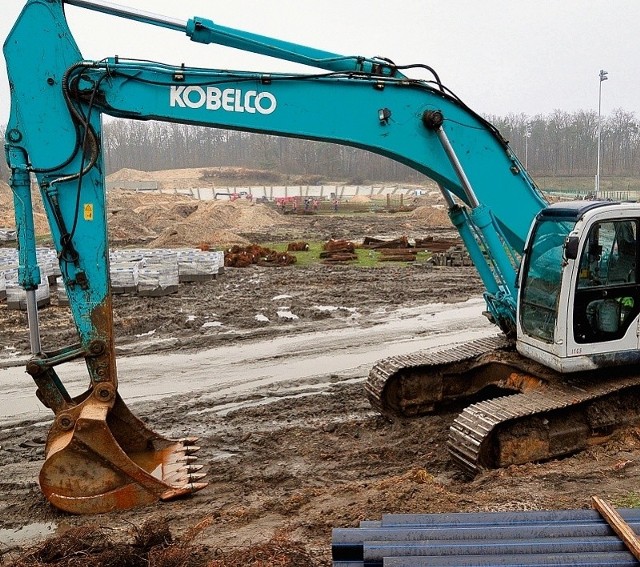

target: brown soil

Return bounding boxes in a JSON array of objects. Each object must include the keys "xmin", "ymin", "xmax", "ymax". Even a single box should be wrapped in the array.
[{"xmin": 2, "ymin": 174, "xmax": 640, "ymax": 566}]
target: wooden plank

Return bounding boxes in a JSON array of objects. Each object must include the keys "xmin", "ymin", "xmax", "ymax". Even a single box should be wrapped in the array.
[{"xmin": 592, "ymin": 495, "xmax": 640, "ymax": 561}]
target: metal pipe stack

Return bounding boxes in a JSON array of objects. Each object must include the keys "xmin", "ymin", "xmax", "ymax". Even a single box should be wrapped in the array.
[{"xmin": 332, "ymin": 509, "xmax": 640, "ymax": 566}]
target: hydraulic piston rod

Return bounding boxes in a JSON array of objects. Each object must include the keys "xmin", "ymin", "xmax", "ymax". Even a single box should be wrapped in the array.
[
  {"xmin": 423, "ymin": 110, "xmax": 518, "ymax": 333},
  {"xmin": 64, "ymin": 0, "xmax": 400, "ymax": 76},
  {"xmin": 64, "ymin": 0, "xmax": 187, "ymax": 32}
]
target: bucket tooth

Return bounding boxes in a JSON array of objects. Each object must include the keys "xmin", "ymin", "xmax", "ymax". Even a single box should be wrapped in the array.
[
  {"xmin": 176, "ymin": 455, "xmax": 198, "ymax": 464},
  {"xmin": 160, "ymin": 481, "xmax": 209, "ymax": 501},
  {"xmin": 166, "ymin": 471, "xmax": 208, "ymax": 484},
  {"xmin": 186, "ymin": 482, "xmax": 208, "ymax": 492},
  {"xmin": 179, "ymin": 464, "xmax": 205, "ymax": 474},
  {"xmin": 186, "ymin": 473, "xmax": 207, "ymax": 482}
]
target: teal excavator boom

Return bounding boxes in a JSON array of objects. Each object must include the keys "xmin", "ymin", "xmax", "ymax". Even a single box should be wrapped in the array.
[{"xmin": 7, "ymin": 0, "xmax": 640, "ymax": 513}]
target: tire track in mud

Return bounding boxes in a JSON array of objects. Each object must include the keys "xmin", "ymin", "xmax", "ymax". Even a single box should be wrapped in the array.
[{"xmin": 0, "ymin": 298, "xmax": 495, "ymax": 427}]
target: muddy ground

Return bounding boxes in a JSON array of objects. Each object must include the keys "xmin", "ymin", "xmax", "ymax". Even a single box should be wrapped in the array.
[{"xmin": 2, "ymin": 209, "xmax": 640, "ymax": 566}]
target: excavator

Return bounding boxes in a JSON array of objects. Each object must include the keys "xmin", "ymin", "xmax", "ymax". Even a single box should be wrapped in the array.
[{"xmin": 5, "ymin": 0, "xmax": 640, "ymax": 514}]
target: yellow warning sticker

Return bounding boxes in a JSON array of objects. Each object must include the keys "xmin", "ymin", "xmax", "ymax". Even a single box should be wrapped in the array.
[{"xmin": 84, "ymin": 203, "xmax": 94, "ymax": 221}]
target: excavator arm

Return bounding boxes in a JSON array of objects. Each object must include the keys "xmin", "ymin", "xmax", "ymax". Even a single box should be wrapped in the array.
[{"xmin": 5, "ymin": 0, "xmax": 548, "ymax": 512}]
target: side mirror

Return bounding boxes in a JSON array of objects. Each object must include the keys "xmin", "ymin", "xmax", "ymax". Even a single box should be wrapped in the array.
[{"xmin": 565, "ymin": 236, "xmax": 579, "ymax": 260}]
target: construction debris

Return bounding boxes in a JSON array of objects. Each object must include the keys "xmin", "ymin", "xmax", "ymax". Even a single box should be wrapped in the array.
[
  {"xmin": 430, "ymin": 245, "xmax": 472, "ymax": 267},
  {"xmin": 9, "ymin": 518, "xmax": 212, "ymax": 567}
]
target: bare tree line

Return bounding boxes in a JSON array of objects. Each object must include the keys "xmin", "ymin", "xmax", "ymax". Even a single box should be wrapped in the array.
[
  {"xmin": 489, "ymin": 109, "xmax": 640, "ymax": 177},
  {"xmin": 2, "ymin": 108, "xmax": 639, "ymax": 184},
  {"xmin": 100, "ymin": 120, "xmax": 424, "ymax": 184}
]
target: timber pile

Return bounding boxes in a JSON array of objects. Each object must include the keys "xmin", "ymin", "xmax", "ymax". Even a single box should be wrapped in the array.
[
  {"xmin": 414, "ymin": 236, "xmax": 461, "ymax": 253},
  {"xmin": 287, "ymin": 241, "xmax": 310, "ymax": 251},
  {"xmin": 362, "ymin": 236, "xmax": 410, "ymax": 249},
  {"xmin": 378, "ymin": 248, "xmax": 417, "ymax": 262},
  {"xmin": 362, "ymin": 235, "xmax": 416, "ymax": 262},
  {"xmin": 320, "ymin": 239, "xmax": 358, "ymax": 263},
  {"xmin": 224, "ymin": 244, "xmax": 296, "ymax": 267}
]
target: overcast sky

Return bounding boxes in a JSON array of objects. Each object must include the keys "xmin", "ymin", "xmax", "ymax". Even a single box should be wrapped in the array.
[{"xmin": 2, "ymin": 0, "xmax": 639, "ymax": 126}]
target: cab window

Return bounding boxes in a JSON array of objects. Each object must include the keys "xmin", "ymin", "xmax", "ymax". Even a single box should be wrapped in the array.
[{"xmin": 573, "ymin": 220, "xmax": 639, "ymax": 343}]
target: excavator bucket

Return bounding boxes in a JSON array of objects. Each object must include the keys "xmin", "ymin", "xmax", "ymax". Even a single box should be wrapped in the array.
[{"xmin": 38, "ymin": 389, "xmax": 207, "ymax": 514}]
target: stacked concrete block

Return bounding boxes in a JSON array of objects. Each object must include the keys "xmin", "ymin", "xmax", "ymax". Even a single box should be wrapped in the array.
[
  {"xmin": 5, "ymin": 273, "xmax": 51, "ymax": 310},
  {"xmin": 55, "ymin": 276, "xmax": 69, "ymax": 307},
  {"xmin": 2, "ymin": 267, "xmax": 18, "ymax": 304},
  {"xmin": 0, "ymin": 246, "xmax": 224, "ymax": 302},
  {"xmin": 109, "ymin": 250, "xmax": 145, "ymax": 264},
  {"xmin": 0, "ymin": 255, "xmax": 15, "ymax": 300},
  {"xmin": 211, "ymin": 250, "xmax": 224, "ymax": 274},
  {"xmin": 36, "ymin": 248, "xmax": 60, "ymax": 285},
  {"xmin": 36, "ymin": 248, "xmax": 62, "ymax": 285},
  {"xmin": 0, "ymin": 248, "xmax": 18, "ymax": 280},
  {"xmin": 110, "ymin": 261, "xmax": 142, "ymax": 294},
  {"xmin": 0, "ymin": 228, "xmax": 17, "ymax": 242},
  {"xmin": 137, "ymin": 264, "xmax": 179, "ymax": 296},
  {"xmin": 176, "ymin": 249, "xmax": 220, "ymax": 282},
  {"xmin": 137, "ymin": 250, "xmax": 179, "ymax": 297}
]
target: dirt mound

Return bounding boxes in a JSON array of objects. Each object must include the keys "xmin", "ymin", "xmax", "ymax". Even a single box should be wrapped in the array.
[
  {"xmin": 108, "ymin": 166, "xmax": 300, "ymax": 190},
  {"xmin": 106, "ymin": 167, "xmax": 156, "ymax": 182},
  {"xmin": 151, "ymin": 226, "xmax": 251, "ymax": 248},
  {"xmin": 201, "ymin": 166, "xmax": 285, "ymax": 184},
  {"xmin": 349, "ymin": 195, "xmax": 371, "ymax": 203},
  {"xmin": 407, "ymin": 204, "xmax": 450, "ymax": 227},
  {"xmin": 0, "ymin": 181, "xmax": 12, "ymax": 228},
  {"xmin": 106, "ymin": 190, "xmax": 284, "ymax": 245},
  {"xmin": 0, "ymin": 181, "xmax": 51, "ymax": 236},
  {"xmin": 187, "ymin": 200, "xmax": 282, "ymax": 230}
]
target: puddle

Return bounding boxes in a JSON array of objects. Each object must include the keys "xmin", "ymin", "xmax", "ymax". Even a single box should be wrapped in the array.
[
  {"xmin": 0, "ymin": 522, "xmax": 56, "ymax": 547},
  {"xmin": 0, "ymin": 299, "xmax": 494, "ymax": 426}
]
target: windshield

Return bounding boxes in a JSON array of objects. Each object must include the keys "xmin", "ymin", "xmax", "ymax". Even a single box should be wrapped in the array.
[{"xmin": 520, "ymin": 217, "xmax": 576, "ymax": 343}]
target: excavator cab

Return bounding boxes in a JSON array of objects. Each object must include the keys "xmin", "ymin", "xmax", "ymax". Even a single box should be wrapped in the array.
[{"xmin": 517, "ymin": 201, "xmax": 640, "ymax": 373}]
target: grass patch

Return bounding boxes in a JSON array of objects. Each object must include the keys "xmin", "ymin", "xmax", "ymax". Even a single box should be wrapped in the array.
[
  {"xmin": 264, "ymin": 241, "xmax": 431, "ymax": 267},
  {"xmin": 613, "ymin": 492, "xmax": 640, "ymax": 509}
]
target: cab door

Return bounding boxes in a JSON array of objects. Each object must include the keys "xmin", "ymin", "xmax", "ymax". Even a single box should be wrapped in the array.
[{"xmin": 569, "ymin": 218, "xmax": 640, "ymax": 355}]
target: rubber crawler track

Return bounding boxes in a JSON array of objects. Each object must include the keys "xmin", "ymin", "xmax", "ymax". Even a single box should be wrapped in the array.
[{"xmin": 367, "ymin": 335, "xmax": 640, "ymax": 475}]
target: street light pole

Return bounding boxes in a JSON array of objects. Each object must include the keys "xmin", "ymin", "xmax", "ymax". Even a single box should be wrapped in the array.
[
  {"xmin": 596, "ymin": 69, "xmax": 608, "ymax": 199},
  {"xmin": 524, "ymin": 123, "xmax": 531, "ymax": 169}
]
